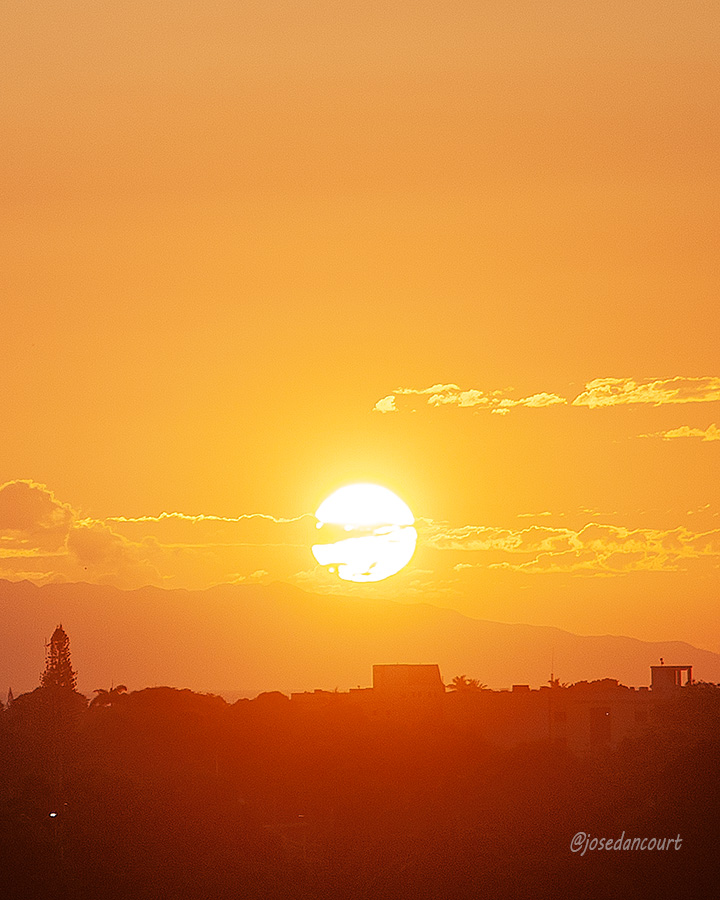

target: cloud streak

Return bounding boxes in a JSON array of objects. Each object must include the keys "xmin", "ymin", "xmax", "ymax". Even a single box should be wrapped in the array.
[
  {"xmin": 105, "ymin": 511, "xmax": 312, "ymax": 525},
  {"xmin": 0, "ymin": 480, "xmax": 314, "ymax": 590},
  {"xmin": 571, "ymin": 377, "xmax": 720, "ymax": 409},
  {"xmin": 639, "ymin": 423, "xmax": 720, "ymax": 442},
  {"xmin": 373, "ymin": 383, "xmax": 566, "ymax": 415},
  {"xmin": 374, "ymin": 377, "xmax": 720, "ymax": 415},
  {"xmin": 3, "ymin": 481, "xmax": 717, "ymax": 589},
  {"xmin": 422, "ymin": 521, "xmax": 576, "ymax": 554},
  {"xmin": 424, "ymin": 517, "xmax": 720, "ymax": 576}
]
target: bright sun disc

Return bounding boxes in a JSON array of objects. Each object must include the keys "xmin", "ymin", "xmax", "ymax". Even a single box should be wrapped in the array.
[{"xmin": 311, "ymin": 483, "xmax": 417, "ymax": 583}]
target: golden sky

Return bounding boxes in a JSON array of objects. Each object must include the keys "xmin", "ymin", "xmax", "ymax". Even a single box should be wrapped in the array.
[{"xmin": 2, "ymin": 3, "xmax": 719, "ymax": 649}]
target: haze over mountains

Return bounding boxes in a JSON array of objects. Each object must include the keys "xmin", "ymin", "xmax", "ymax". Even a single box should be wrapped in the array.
[{"xmin": 2, "ymin": 578, "xmax": 718, "ymax": 697}]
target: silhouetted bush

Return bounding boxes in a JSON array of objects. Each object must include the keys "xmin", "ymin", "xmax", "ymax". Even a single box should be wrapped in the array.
[{"xmin": 1, "ymin": 684, "xmax": 717, "ymax": 899}]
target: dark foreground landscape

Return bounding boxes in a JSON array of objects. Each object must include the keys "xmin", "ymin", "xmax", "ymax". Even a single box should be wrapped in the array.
[{"xmin": 2, "ymin": 672, "xmax": 719, "ymax": 900}]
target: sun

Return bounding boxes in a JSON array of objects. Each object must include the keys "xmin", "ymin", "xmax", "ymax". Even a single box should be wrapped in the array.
[{"xmin": 311, "ymin": 483, "xmax": 417, "ymax": 583}]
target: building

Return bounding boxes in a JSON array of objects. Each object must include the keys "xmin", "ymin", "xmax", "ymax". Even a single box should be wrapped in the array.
[
  {"xmin": 371, "ymin": 664, "xmax": 445, "ymax": 699},
  {"xmin": 650, "ymin": 664, "xmax": 693, "ymax": 693},
  {"xmin": 289, "ymin": 662, "xmax": 700, "ymax": 752}
]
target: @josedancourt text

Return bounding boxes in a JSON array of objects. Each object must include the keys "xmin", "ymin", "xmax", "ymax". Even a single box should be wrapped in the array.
[{"xmin": 571, "ymin": 832, "xmax": 682, "ymax": 855}]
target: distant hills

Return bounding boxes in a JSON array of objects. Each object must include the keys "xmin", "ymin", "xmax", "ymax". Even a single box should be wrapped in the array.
[{"xmin": 1, "ymin": 578, "xmax": 718, "ymax": 697}]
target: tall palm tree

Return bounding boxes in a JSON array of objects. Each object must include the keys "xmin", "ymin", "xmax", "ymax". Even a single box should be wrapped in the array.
[{"xmin": 89, "ymin": 685, "xmax": 128, "ymax": 708}]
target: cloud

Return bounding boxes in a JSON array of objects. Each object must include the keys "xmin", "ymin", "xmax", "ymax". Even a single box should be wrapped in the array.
[
  {"xmin": 510, "ymin": 393, "xmax": 569, "ymax": 409},
  {"xmin": 639, "ymin": 423, "xmax": 720, "ymax": 442},
  {"xmin": 372, "ymin": 383, "xmax": 566, "ymax": 414},
  {"xmin": 572, "ymin": 377, "xmax": 720, "ymax": 409},
  {"xmin": 374, "ymin": 377, "xmax": 720, "ymax": 416},
  {"xmin": 5, "ymin": 481, "xmax": 716, "ymax": 591},
  {"xmin": 0, "ymin": 480, "xmax": 75, "ymax": 551},
  {"xmin": 0, "ymin": 479, "xmax": 315, "ymax": 590},
  {"xmin": 66, "ymin": 522, "xmax": 163, "ymax": 586},
  {"xmin": 373, "ymin": 395, "xmax": 397, "ymax": 413},
  {"xmin": 436, "ymin": 519, "xmax": 720, "ymax": 576},
  {"xmin": 422, "ymin": 521, "xmax": 576, "ymax": 554},
  {"xmin": 106, "ymin": 510, "xmax": 315, "ymax": 552},
  {"xmin": 0, "ymin": 480, "xmax": 166, "ymax": 588},
  {"xmin": 228, "ymin": 569, "xmax": 269, "ymax": 584},
  {"xmin": 71, "ymin": 511, "xmax": 315, "ymax": 589},
  {"xmin": 0, "ymin": 568, "xmax": 59, "ymax": 584},
  {"xmin": 105, "ymin": 511, "xmax": 311, "ymax": 525}
]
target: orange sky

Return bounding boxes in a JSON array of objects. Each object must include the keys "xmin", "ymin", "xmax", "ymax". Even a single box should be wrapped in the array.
[{"xmin": 2, "ymin": 3, "xmax": 719, "ymax": 650}]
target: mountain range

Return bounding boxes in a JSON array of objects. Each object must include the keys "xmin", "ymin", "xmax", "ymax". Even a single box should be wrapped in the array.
[{"xmin": 1, "ymin": 578, "xmax": 717, "ymax": 697}]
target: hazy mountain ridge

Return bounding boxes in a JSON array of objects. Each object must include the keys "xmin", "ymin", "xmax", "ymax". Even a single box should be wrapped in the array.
[{"xmin": 1, "ymin": 578, "xmax": 718, "ymax": 696}]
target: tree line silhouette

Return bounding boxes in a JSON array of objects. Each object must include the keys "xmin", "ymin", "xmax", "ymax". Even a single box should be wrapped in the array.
[{"xmin": 1, "ymin": 627, "xmax": 718, "ymax": 899}]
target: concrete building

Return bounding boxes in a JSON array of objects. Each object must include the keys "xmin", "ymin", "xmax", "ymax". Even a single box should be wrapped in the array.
[
  {"xmin": 290, "ymin": 662, "xmax": 700, "ymax": 752},
  {"xmin": 650, "ymin": 664, "xmax": 693, "ymax": 693},
  {"xmin": 371, "ymin": 664, "xmax": 445, "ymax": 699}
]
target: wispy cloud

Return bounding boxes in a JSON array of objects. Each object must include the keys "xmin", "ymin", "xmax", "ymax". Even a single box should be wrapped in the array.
[
  {"xmin": 4, "ymin": 480, "xmax": 717, "ymax": 590},
  {"xmin": 227, "ymin": 569, "xmax": 269, "ymax": 584},
  {"xmin": 106, "ymin": 511, "xmax": 312, "ymax": 525},
  {"xmin": 373, "ymin": 383, "xmax": 566, "ymax": 414},
  {"xmin": 374, "ymin": 377, "xmax": 720, "ymax": 416},
  {"xmin": 0, "ymin": 480, "xmax": 164, "ymax": 588},
  {"xmin": 572, "ymin": 377, "xmax": 720, "ymax": 409},
  {"xmin": 430, "ymin": 518, "xmax": 720, "ymax": 576},
  {"xmin": 639, "ymin": 423, "xmax": 720, "ymax": 442},
  {"xmin": 0, "ymin": 480, "xmax": 314, "ymax": 590},
  {"xmin": 423, "ymin": 521, "xmax": 576, "ymax": 554}
]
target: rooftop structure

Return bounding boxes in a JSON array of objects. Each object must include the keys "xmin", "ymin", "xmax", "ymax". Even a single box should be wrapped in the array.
[
  {"xmin": 372, "ymin": 664, "xmax": 445, "ymax": 697},
  {"xmin": 650, "ymin": 665, "xmax": 693, "ymax": 693}
]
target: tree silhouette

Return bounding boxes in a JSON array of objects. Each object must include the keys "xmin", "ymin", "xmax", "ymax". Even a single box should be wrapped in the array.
[
  {"xmin": 90, "ymin": 685, "xmax": 128, "ymax": 708},
  {"xmin": 40, "ymin": 624, "xmax": 77, "ymax": 691},
  {"xmin": 448, "ymin": 675, "xmax": 487, "ymax": 692}
]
